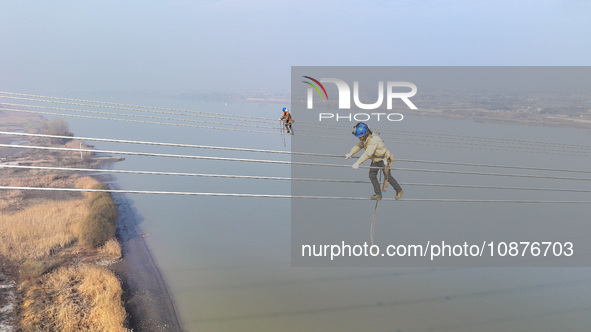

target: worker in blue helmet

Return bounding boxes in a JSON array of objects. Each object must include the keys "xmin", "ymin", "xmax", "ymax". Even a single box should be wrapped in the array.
[
  {"xmin": 346, "ymin": 122, "xmax": 403, "ymax": 200},
  {"xmin": 280, "ymin": 107, "xmax": 294, "ymax": 134}
]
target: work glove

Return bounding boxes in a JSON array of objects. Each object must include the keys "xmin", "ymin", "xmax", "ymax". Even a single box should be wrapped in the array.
[
  {"xmin": 352, "ymin": 162, "xmax": 360, "ymax": 170},
  {"xmin": 345, "ymin": 153, "xmax": 352, "ymax": 159}
]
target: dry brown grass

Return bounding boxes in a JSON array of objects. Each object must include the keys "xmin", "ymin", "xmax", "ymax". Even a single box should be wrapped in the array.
[
  {"xmin": 21, "ymin": 264, "xmax": 129, "ymax": 332},
  {"xmin": 99, "ymin": 238, "xmax": 122, "ymax": 260},
  {"xmin": 75, "ymin": 176, "xmax": 100, "ymax": 190},
  {"xmin": 0, "ymin": 176, "xmax": 128, "ymax": 331},
  {"xmin": 0, "ymin": 174, "xmax": 82, "ymax": 213},
  {"xmin": 0, "ymin": 176, "xmax": 123, "ymax": 261},
  {"xmin": 1, "ymin": 115, "xmax": 129, "ymax": 330},
  {"xmin": 0, "ymin": 189, "xmax": 24, "ymax": 211},
  {"xmin": 0, "ymin": 198, "xmax": 86, "ymax": 261}
]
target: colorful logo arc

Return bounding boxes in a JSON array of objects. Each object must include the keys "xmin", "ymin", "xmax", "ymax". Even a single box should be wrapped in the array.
[{"xmin": 302, "ymin": 76, "xmax": 328, "ymax": 100}]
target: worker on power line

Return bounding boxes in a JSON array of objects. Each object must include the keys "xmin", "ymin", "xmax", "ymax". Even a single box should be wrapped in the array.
[
  {"xmin": 280, "ymin": 107, "xmax": 294, "ymax": 134},
  {"xmin": 346, "ymin": 122, "xmax": 403, "ymax": 200}
]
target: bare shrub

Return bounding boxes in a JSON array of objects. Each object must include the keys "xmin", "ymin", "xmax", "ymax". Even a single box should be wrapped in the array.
[
  {"xmin": 46, "ymin": 118, "xmax": 73, "ymax": 144},
  {"xmin": 79, "ymin": 214, "xmax": 116, "ymax": 248},
  {"xmin": 78, "ymin": 183, "xmax": 118, "ymax": 248},
  {"xmin": 99, "ymin": 238, "xmax": 122, "ymax": 260}
]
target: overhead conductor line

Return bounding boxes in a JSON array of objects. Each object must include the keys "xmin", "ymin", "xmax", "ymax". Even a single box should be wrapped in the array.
[{"xmin": 1, "ymin": 186, "xmax": 591, "ymax": 203}]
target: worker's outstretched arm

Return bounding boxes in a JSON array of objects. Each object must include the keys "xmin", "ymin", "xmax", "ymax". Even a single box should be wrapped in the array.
[
  {"xmin": 357, "ymin": 139, "xmax": 378, "ymax": 165},
  {"xmin": 347, "ymin": 142, "xmax": 363, "ymax": 158}
]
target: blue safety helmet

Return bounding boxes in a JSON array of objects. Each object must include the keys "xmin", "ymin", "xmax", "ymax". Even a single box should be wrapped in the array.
[
  {"xmin": 352, "ymin": 122, "xmax": 369, "ymax": 137},
  {"xmin": 282, "ymin": 107, "xmax": 288, "ymax": 112}
]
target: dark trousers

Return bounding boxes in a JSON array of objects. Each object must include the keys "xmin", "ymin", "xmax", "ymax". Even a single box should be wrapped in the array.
[{"xmin": 369, "ymin": 160, "xmax": 402, "ymax": 195}]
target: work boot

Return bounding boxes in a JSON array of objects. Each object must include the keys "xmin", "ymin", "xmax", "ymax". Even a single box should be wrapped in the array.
[
  {"xmin": 395, "ymin": 189, "xmax": 404, "ymax": 200},
  {"xmin": 371, "ymin": 193, "xmax": 382, "ymax": 200}
]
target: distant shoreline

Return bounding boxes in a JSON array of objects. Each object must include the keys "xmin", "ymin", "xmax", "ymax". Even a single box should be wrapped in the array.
[
  {"xmin": 239, "ymin": 97, "xmax": 591, "ymax": 131},
  {"xmin": 402, "ymin": 108, "xmax": 591, "ymax": 131}
]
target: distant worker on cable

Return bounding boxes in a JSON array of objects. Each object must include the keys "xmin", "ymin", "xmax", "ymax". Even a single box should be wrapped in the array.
[
  {"xmin": 346, "ymin": 122, "xmax": 403, "ymax": 200},
  {"xmin": 280, "ymin": 107, "xmax": 294, "ymax": 135}
]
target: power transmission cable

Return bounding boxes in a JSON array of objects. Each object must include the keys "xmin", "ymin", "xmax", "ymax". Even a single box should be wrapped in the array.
[
  {"xmin": 3, "ymin": 106, "xmax": 591, "ymax": 158},
  {"xmin": 1, "ymin": 101, "xmax": 587, "ymax": 155},
  {"xmin": 5, "ymin": 164, "xmax": 591, "ymax": 193},
  {"xmin": 0, "ymin": 107, "xmax": 279, "ymax": 135},
  {"xmin": 3, "ymin": 92, "xmax": 590, "ymax": 155},
  {"xmin": 3, "ymin": 93, "xmax": 588, "ymax": 154},
  {"xmin": 3, "ymin": 143, "xmax": 591, "ymax": 181},
  {"xmin": 4, "ymin": 97, "xmax": 591, "ymax": 329},
  {"xmin": 3, "ymin": 131, "xmax": 591, "ymax": 175},
  {"xmin": 3, "ymin": 91, "xmax": 591, "ymax": 152},
  {"xmin": 1, "ymin": 102, "xmax": 282, "ymax": 131},
  {"xmin": 1, "ymin": 186, "xmax": 590, "ymax": 203},
  {"xmin": 0, "ymin": 91, "xmax": 274, "ymax": 121}
]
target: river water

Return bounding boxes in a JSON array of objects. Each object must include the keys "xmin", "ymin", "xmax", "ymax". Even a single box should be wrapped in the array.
[{"xmin": 61, "ymin": 92, "xmax": 591, "ymax": 331}]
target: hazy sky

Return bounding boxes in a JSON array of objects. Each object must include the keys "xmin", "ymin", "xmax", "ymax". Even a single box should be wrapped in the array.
[{"xmin": 1, "ymin": 0, "xmax": 590, "ymax": 94}]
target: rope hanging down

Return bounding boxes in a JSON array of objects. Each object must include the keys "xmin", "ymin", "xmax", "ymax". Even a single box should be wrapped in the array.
[
  {"xmin": 371, "ymin": 159, "xmax": 394, "ymax": 245},
  {"xmin": 371, "ymin": 199, "xmax": 380, "ymax": 245}
]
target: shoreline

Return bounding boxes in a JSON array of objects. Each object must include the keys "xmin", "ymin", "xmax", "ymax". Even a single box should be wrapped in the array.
[
  {"xmin": 402, "ymin": 108, "xmax": 591, "ymax": 131},
  {"xmin": 108, "ymin": 181, "xmax": 184, "ymax": 331},
  {"xmin": 0, "ymin": 112, "xmax": 182, "ymax": 331}
]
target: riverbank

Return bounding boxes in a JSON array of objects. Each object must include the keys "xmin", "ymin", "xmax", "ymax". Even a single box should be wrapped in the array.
[
  {"xmin": 0, "ymin": 112, "xmax": 182, "ymax": 331},
  {"xmin": 252, "ymin": 95, "xmax": 591, "ymax": 131},
  {"xmin": 405, "ymin": 107, "xmax": 591, "ymax": 131},
  {"xmin": 109, "ymin": 181, "xmax": 183, "ymax": 331}
]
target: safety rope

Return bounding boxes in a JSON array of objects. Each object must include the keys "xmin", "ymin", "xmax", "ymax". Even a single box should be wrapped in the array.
[
  {"xmin": 280, "ymin": 120, "xmax": 286, "ymax": 147},
  {"xmin": 371, "ymin": 158, "xmax": 394, "ymax": 245},
  {"xmin": 371, "ymin": 199, "xmax": 380, "ymax": 245}
]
